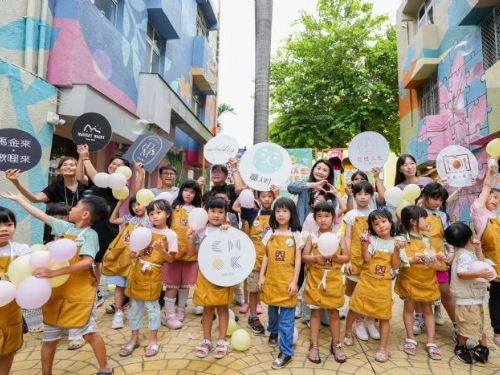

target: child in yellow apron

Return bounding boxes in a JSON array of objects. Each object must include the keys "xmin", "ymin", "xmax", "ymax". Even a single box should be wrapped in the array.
[
  {"xmin": 471, "ymin": 163, "xmax": 500, "ymax": 345},
  {"xmin": 395, "ymin": 205, "xmax": 445, "ymax": 360},
  {"xmin": 1, "ymin": 193, "xmax": 113, "ymax": 375},
  {"xmin": 302, "ymin": 201, "xmax": 349, "ymax": 364},
  {"xmin": 343, "ymin": 181, "xmax": 376, "ymax": 341},
  {"xmin": 420, "ymin": 182, "xmax": 455, "ymax": 332},
  {"xmin": 162, "ymin": 180, "xmax": 202, "ymax": 330},
  {"xmin": 188, "ymin": 198, "xmax": 233, "ymax": 360},
  {"xmin": 104, "ymin": 195, "xmax": 149, "ymax": 330},
  {"xmin": 346, "ymin": 210, "xmax": 407, "ymax": 362},
  {"xmin": 0, "ymin": 207, "xmax": 30, "ymax": 375},
  {"xmin": 240, "ymin": 189, "xmax": 276, "ymax": 334},
  {"xmin": 259, "ymin": 197, "xmax": 303, "ymax": 370},
  {"xmin": 120, "ymin": 199, "xmax": 176, "ymax": 358}
]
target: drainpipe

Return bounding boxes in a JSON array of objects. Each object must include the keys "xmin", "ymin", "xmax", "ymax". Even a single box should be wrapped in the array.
[
  {"xmin": 37, "ymin": 0, "xmax": 49, "ymax": 77},
  {"xmin": 24, "ymin": 0, "xmax": 36, "ymax": 71}
]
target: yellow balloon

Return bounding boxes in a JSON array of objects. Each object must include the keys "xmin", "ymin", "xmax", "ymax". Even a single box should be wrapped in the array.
[
  {"xmin": 396, "ymin": 200, "xmax": 412, "ymax": 218},
  {"xmin": 230, "ymin": 329, "xmax": 251, "ymax": 351},
  {"xmin": 486, "ymin": 138, "xmax": 500, "ymax": 157},
  {"xmin": 107, "ymin": 284, "xmax": 116, "ymax": 292},
  {"xmin": 116, "ymin": 166, "xmax": 133, "ymax": 180},
  {"xmin": 48, "ymin": 261, "xmax": 70, "ymax": 288},
  {"xmin": 7, "ymin": 255, "xmax": 32, "ymax": 287},
  {"xmin": 30, "ymin": 244, "xmax": 48, "ymax": 252},
  {"xmin": 227, "ymin": 318, "xmax": 238, "ymax": 336},
  {"xmin": 136, "ymin": 189, "xmax": 155, "ymax": 206},
  {"xmin": 402, "ymin": 184, "xmax": 421, "ymax": 201},
  {"xmin": 112, "ymin": 186, "xmax": 130, "ymax": 200}
]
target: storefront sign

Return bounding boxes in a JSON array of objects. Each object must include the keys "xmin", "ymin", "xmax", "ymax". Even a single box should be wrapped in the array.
[
  {"xmin": 123, "ymin": 131, "xmax": 173, "ymax": 172},
  {"xmin": 0, "ymin": 128, "xmax": 42, "ymax": 172},
  {"xmin": 72, "ymin": 113, "xmax": 112, "ymax": 151}
]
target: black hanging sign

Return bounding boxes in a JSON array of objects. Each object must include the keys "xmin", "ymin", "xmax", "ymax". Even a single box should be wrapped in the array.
[
  {"xmin": 72, "ymin": 112, "xmax": 112, "ymax": 151},
  {"xmin": 0, "ymin": 128, "xmax": 42, "ymax": 172},
  {"xmin": 123, "ymin": 131, "xmax": 173, "ymax": 172}
]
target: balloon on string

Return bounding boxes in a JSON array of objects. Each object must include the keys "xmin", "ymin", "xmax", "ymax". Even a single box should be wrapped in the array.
[
  {"xmin": 48, "ymin": 261, "xmax": 70, "ymax": 288},
  {"xmin": 239, "ymin": 189, "xmax": 255, "ymax": 208},
  {"xmin": 384, "ymin": 186, "xmax": 404, "ymax": 207},
  {"xmin": 30, "ymin": 244, "xmax": 48, "ymax": 252},
  {"xmin": 7, "ymin": 254, "xmax": 32, "ymax": 287},
  {"xmin": 129, "ymin": 227, "xmax": 153, "ymax": 252},
  {"xmin": 396, "ymin": 200, "xmax": 412, "ymax": 218},
  {"xmin": 468, "ymin": 260, "xmax": 497, "ymax": 282},
  {"xmin": 29, "ymin": 251, "xmax": 51, "ymax": 269},
  {"xmin": 94, "ymin": 172, "xmax": 110, "ymax": 188},
  {"xmin": 0, "ymin": 280, "xmax": 16, "ymax": 307},
  {"xmin": 293, "ymin": 326, "xmax": 299, "ymax": 345},
  {"xmin": 136, "ymin": 189, "xmax": 155, "ymax": 206},
  {"xmin": 231, "ymin": 329, "xmax": 251, "ymax": 351},
  {"xmin": 486, "ymin": 138, "xmax": 500, "ymax": 157},
  {"xmin": 116, "ymin": 166, "xmax": 132, "ymax": 180},
  {"xmin": 16, "ymin": 276, "xmax": 52, "ymax": 309},
  {"xmin": 402, "ymin": 184, "xmax": 421, "ymax": 201},
  {"xmin": 227, "ymin": 319, "xmax": 238, "ymax": 336},
  {"xmin": 317, "ymin": 233, "xmax": 339, "ymax": 256},
  {"xmin": 49, "ymin": 238, "xmax": 77, "ymax": 262},
  {"xmin": 228, "ymin": 308, "xmax": 235, "ymax": 321},
  {"xmin": 108, "ymin": 173, "xmax": 127, "ymax": 189},
  {"xmin": 156, "ymin": 191, "xmax": 174, "ymax": 204},
  {"xmin": 188, "ymin": 208, "xmax": 209, "ymax": 231},
  {"xmin": 112, "ymin": 187, "xmax": 129, "ymax": 200}
]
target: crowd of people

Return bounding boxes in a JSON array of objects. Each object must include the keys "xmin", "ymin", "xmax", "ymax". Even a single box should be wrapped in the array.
[{"xmin": 0, "ymin": 147, "xmax": 498, "ymax": 374}]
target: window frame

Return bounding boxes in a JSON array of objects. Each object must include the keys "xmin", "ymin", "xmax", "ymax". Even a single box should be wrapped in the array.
[
  {"xmin": 145, "ymin": 21, "xmax": 162, "ymax": 74},
  {"xmin": 481, "ymin": 5, "xmax": 500, "ymax": 70},
  {"xmin": 90, "ymin": 0, "xmax": 118, "ymax": 25},
  {"xmin": 196, "ymin": 5, "xmax": 209, "ymax": 40},
  {"xmin": 418, "ymin": 72, "xmax": 439, "ymax": 118},
  {"xmin": 417, "ymin": 0, "xmax": 434, "ymax": 29}
]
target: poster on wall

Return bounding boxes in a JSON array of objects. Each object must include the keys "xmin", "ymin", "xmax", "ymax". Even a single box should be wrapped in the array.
[
  {"xmin": 436, "ymin": 145, "xmax": 479, "ymax": 188},
  {"xmin": 72, "ymin": 112, "xmax": 112, "ymax": 151},
  {"xmin": 280, "ymin": 149, "xmax": 313, "ymax": 199},
  {"xmin": 123, "ymin": 131, "xmax": 173, "ymax": 172},
  {"xmin": 0, "ymin": 128, "xmax": 42, "ymax": 172}
]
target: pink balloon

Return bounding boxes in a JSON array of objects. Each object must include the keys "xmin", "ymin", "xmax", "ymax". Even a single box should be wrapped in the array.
[
  {"xmin": 239, "ymin": 189, "xmax": 255, "ymax": 208},
  {"xmin": 49, "ymin": 238, "xmax": 77, "ymax": 262},
  {"xmin": 129, "ymin": 227, "xmax": 152, "ymax": 252},
  {"xmin": 30, "ymin": 251, "xmax": 51, "ymax": 269},
  {"xmin": 0, "ymin": 280, "xmax": 16, "ymax": 307},
  {"xmin": 16, "ymin": 276, "xmax": 52, "ymax": 309}
]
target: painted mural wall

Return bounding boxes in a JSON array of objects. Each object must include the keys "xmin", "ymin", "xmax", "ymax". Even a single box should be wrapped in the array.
[{"xmin": 398, "ymin": 0, "xmax": 498, "ymax": 222}]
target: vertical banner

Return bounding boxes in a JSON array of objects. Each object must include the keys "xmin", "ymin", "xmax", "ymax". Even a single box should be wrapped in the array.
[{"xmin": 280, "ymin": 149, "xmax": 313, "ymax": 199}]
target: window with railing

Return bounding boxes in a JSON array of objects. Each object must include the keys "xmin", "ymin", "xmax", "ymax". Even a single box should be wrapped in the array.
[
  {"xmin": 192, "ymin": 86, "xmax": 205, "ymax": 120},
  {"xmin": 418, "ymin": 73, "xmax": 439, "ymax": 118},
  {"xmin": 90, "ymin": 0, "xmax": 118, "ymax": 24},
  {"xmin": 196, "ymin": 5, "xmax": 209, "ymax": 40},
  {"xmin": 417, "ymin": 0, "xmax": 434, "ymax": 29},
  {"xmin": 145, "ymin": 22, "xmax": 162, "ymax": 73},
  {"xmin": 481, "ymin": 5, "xmax": 500, "ymax": 70}
]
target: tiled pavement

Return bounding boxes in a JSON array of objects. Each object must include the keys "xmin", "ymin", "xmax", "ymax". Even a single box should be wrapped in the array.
[{"xmin": 11, "ymin": 293, "xmax": 500, "ymax": 375}]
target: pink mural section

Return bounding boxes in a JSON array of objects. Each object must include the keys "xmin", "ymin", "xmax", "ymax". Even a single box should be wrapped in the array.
[{"xmin": 47, "ymin": 19, "xmax": 137, "ymax": 113}]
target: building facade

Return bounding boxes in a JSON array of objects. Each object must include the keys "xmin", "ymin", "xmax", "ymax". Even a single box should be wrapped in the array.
[
  {"xmin": 0, "ymin": 0, "xmax": 218, "ymax": 243},
  {"xmin": 397, "ymin": 0, "xmax": 500, "ymax": 222}
]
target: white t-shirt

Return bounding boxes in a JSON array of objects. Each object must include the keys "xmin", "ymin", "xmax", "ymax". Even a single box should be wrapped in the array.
[
  {"xmin": 0, "ymin": 242, "xmax": 30, "ymax": 257},
  {"xmin": 343, "ymin": 208, "xmax": 372, "ymax": 226},
  {"xmin": 262, "ymin": 229, "xmax": 304, "ymax": 251}
]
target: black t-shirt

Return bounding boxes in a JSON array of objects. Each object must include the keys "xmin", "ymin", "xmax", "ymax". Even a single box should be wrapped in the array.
[
  {"xmin": 204, "ymin": 183, "xmax": 239, "ymax": 218},
  {"xmin": 42, "ymin": 181, "xmax": 88, "ymax": 207},
  {"xmin": 241, "ymin": 207, "xmax": 272, "ymax": 227}
]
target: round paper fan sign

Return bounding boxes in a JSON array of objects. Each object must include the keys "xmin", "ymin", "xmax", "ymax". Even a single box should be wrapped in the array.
[
  {"xmin": 436, "ymin": 145, "xmax": 478, "ymax": 188},
  {"xmin": 348, "ymin": 131, "xmax": 390, "ymax": 172}
]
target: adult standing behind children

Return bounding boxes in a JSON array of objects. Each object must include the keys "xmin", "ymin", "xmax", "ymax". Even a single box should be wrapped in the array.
[
  {"xmin": 136, "ymin": 165, "xmax": 179, "ymax": 199},
  {"xmin": 394, "ymin": 154, "xmax": 433, "ymax": 190}
]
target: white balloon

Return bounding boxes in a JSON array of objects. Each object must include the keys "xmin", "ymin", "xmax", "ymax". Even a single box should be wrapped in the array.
[
  {"xmin": 29, "ymin": 251, "xmax": 51, "ymax": 269},
  {"xmin": 156, "ymin": 191, "xmax": 174, "ymax": 204},
  {"xmin": 317, "ymin": 233, "xmax": 339, "ymax": 256},
  {"xmin": 384, "ymin": 186, "xmax": 404, "ymax": 208},
  {"xmin": 239, "ymin": 189, "xmax": 255, "ymax": 208},
  {"xmin": 188, "ymin": 208, "xmax": 209, "ymax": 231},
  {"xmin": 94, "ymin": 172, "xmax": 110, "ymax": 188},
  {"xmin": 468, "ymin": 260, "xmax": 497, "ymax": 282},
  {"xmin": 293, "ymin": 326, "xmax": 299, "ymax": 345},
  {"xmin": 129, "ymin": 227, "xmax": 153, "ymax": 253},
  {"xmin": 228, "ymin": 308, "xmax": 235, "ymax": 321},
  {"xmin": 108, "ymin": 173, "xmax": 127, "ymax": 189},
  {"xmin": 0, "ymin": 280, "xmax": 16, "ymax": 308}
]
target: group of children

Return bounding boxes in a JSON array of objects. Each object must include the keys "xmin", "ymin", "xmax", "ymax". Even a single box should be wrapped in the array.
[{"xmin": 0, "ymin": 160, "xmax": 498, "ymax": 373}]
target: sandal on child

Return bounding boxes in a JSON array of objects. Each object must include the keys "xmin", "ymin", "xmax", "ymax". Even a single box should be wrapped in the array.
[
  {"xmin": 403, "ymin": 338, "xmax": 417, "ymax": 356},
  {"xmin": 375, "ymin": 349, "xmax": 391, "ymax": 363},
  {"xmin": 307, "ymin": 343, "xmax": 321, "ymax": 364},
  {"xmin": 196, "ymin": 339, "xmax": 213, "ymax": 358},
  {"xmin": 144, "ymin": 343, "xmax": 160, "ymax": 357},
  {"xmin": 213, "ymin": 339, "xmax": 230, "ymax": 359},
  {"xmin": 119, "ymin": 342, "xmax": 139, "ymax": 357},
  {"xmin": 343, "ymin": 334, "xmax": 354, "ymax": 346},
  {"xmin": 426, "ymin": 343, "xmax": 442, "ymax": 360},
  {"xmin": 68, "ymin": 337, "xmax": 86, "ymax": 350},
  {"xmin": 331, "ymin": 342, "xmax": 347, "ymax": 363}
]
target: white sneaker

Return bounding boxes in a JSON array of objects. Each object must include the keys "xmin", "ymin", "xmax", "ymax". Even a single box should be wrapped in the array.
[
  {"xmin": 365, "ymin": 320, "xmax": 380, "ymax": 340},
  {"xmin": 161, "ymin": 311, "xmax": 183, "ymax": 329},
  {"xmin": 434, "ymin": 308, "xmax": 445, "ymax": 326},
  {"xmin": 193, "ymin": 305, "xmax": 204, "ymax": 315},
  {"xmin": 354, "ymin": 321, "xmax": 369, "ymax": 341},
  {"xmin": 413, "ymin": 314, "xmax": 424, "ymax": 335},
  {"xmin": 295, "ymin": 302, "xmax": 302, "ymax": 319},
  {"xmin": 111, "ymin": 311, "xmax": 124, "ymax": 330}
]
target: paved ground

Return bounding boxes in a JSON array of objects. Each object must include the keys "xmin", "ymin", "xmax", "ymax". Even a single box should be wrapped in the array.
[{"xmin": 11, "ymin": 291, "xmax": 500, "ymax": 375}]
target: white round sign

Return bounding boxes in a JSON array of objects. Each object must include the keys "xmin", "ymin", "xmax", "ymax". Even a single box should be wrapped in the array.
[
  {"xmin": 239, "ymin": 142, "xmax": 292, "ymax": 191},
  {"xmin": 436, "ymin": 145, "xmax": 479, "ymax": 188},
  {"xmin": 203, "ymin": 134, "xmax": 239, "ymax": 165},
  {"xmin": 198, "ymin": 227, "xmax": 256, "ymax": 287},
  {"xmin": 348, "ymin": 131, "xmax": 390, "ymax": 172}
]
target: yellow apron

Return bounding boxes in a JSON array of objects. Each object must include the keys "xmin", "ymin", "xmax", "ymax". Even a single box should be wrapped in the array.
[
  {"xmin": 261, "ymin": 234, "xmax": 298, "ymax": 308},
  {"xmin": 0, "ymin": 249, "xmax": 23, "ymax": 355},
  {"xmin": 395, "ymin": 237, "xmax": 440, "ymax": 302},
  {"xmin": 482, "ymin": 218, "xmax": 500, "ymax": 281},
  {"xmin": 422, "ymin": 214, "xmax": 447, "ymax": 271},
  {"xmin": 43, "ymin": 232, "xmax": 97, "ymax": 328},
  {"xmin": 172, "ymin": 208, "xmax": 197, "ymax": 262},
  {"xmin": 192, "ymin": 271, "xmax": 234, "ymax": 307},
  {"xmin": 350, "ymin": 216, "xmax": 369, "ymax": 275},
  {"xmin": 350, "ymin": 245, "xmax": 393, "ymax": 320},
  {"xmin": 303, "ymin": 237, "xmax": 344, "ymax": 309},
  {"xmin": 248, "ymin": 213, "xmax": 271, "ymax": 272},
  {"xmin": 126, "ymin": 232, "xmax": 167, "ymax": 301},
  {"xmin": 102, "ymin": 222, "xmax": 140, "ymax": 276}
]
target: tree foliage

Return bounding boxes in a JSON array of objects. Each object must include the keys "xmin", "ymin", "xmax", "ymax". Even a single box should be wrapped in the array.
[{"xmin": 269, "ymin": 0, "xmax": 400, "ymax": 151}]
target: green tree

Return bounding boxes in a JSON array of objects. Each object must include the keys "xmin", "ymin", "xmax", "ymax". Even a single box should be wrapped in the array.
[
  {"xmin": 269, "ymin": 0, "xmax": 400, "ymax": 151},
  {"xmin": 217, "ymin": 103, "xmax": 236, "ymax": 132}
]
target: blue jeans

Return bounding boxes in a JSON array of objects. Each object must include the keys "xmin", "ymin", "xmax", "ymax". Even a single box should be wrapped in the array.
[
  {"xmin": 267, "ymin": 305, "xmax": 295, "ymax": 356},
  {"xmin": 129, "ymin": 298, "xmax": 161, "ymax": 331}
]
